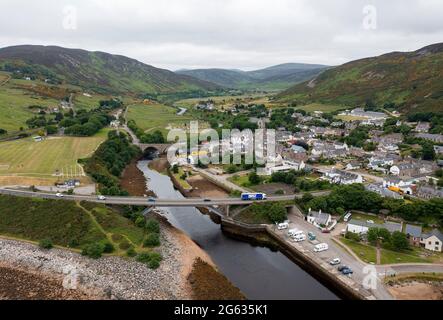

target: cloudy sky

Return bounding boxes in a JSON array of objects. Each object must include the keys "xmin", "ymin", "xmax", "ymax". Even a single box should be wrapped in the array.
[{"xmin": 0, "ymin": 0, "xmax": 442, "ymax": 70}]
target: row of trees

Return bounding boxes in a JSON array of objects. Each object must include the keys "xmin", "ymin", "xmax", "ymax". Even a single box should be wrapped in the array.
[
  {"xmin": 127, "ymin": 120, "xmax": 165, "ymax": 143},
  {"xmin": 83, "ymin": 131, "xmax": 140, "ymax": 195}
]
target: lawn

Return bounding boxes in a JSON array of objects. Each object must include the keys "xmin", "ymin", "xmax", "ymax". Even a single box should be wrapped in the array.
[
  {"xmin": 341, "ymin": 238, "xmax": 377, "ymax": 264},
  {"xmin": 127, "ymin": 103, "xmax": 194, "ymax": 137},
  {"xmin": 350, "ymin": 212, "xmax": 384, "ymax": 225},
  {"xmin": 73, "ymin": 93, "xmax": 111, "ymax": 111},
  {"xmin": 380, "ymin": 248, "xmax": 431, "ymax": 265},
  {"xmin": 0, "ymin": 129, "xmax": 108, "ymax": 185}
]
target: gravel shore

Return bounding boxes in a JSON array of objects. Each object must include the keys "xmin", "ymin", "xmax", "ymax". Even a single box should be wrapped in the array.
[{"xmin": 0, "ymin": 216, "xmax": 210, "ymax": 300}]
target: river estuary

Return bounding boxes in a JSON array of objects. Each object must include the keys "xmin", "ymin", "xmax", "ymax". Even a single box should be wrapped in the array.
[{"xmin": 138, "ymin": 160, "xmax": 339, "ymax": 300}]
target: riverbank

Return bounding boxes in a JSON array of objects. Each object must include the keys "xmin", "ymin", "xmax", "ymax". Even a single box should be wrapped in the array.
[{"xmin": 386, "ymin": 274, "xmax": 443, "ymax": 300}]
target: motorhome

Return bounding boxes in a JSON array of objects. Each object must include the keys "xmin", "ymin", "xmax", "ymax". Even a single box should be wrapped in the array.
[
  {"xmin": 314, "ymin": 243, "xmax": 329, "ymax": 252},
  {"xmin": 293, "ymin": 234, "xmax": 306, "ymax": 242},
  {"xmin": 288, "ymin": 229, "xmax": 303, "ymax": 237},
  {"xmin": 277, "ymin": 222, "xmax": 289, "ymax": 230}
]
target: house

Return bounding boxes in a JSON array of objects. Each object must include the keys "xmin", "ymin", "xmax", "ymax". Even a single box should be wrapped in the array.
[
  {"xmin": 416, "ymin": 186, "xmax": 443, "ymax": 200},
  {"xmin": 421, "ymin": 230, "xmax": 443, "ymax": 252},
  {"xmin": 383, "ymin": 176, "xmax": 415, "ymax": 195},
  {"xmin": 266, "ymin": 160, "xmax": 306, "ymax": 175},
  {"xmin": 347, "ymin": 220, "xmax": 402, "ymax": 235},
  {"xmin": 405, "ymin": 225, "xmax": 423, "ymax": 247},
  {"xmin": 366, "ymin": 184, "xmax": 404, "ymax": 199},
  {"xmin": 323, "ymin": 168, "xmax": 363, "ymax": 185},
  {"xmin": 415, "ymin": 122, "xmax": 431, "ymax": 133},
  {"xmin": 306, "ymin": 209, "xmax": 332, "ymax": 228},
  {"xmin": 291, "ymin": 145, "xmax": 307, "ymax": 154},
  {"xmin": 415, "ymin": 133, "xmax": 443, "ymax": 144},
  {"xmin": 345, "ymin": 161, "xmax": 361, "ymax": 171}
]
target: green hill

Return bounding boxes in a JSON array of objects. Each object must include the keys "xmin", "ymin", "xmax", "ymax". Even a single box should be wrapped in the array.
[
  {"xmin": 276, "ymin": 43, "xmax": 443, "ymax": 113},
  {"xmin": 177, "ymin": 63, "xmax": 328, "ymax": 91},
  {"xmin": 0, "ymin": 45, "xmax": 220, "ymax": 96}
]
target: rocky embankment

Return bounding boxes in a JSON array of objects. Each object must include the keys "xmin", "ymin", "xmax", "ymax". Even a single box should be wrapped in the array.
[{"xmin": 0, "ymin": 217, "xmax": 207, "ymax": 300}]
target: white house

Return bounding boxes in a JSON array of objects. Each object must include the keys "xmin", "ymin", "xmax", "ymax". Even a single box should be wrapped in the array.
[
  {"xmin": 323, "ymin": 168, "xmax": 363, "ymax": 185},
  {"xmin": 421, "ymin": 230, "xmax": 443, "ymax": 252},
  {"xmin": 306, "ymin": 209, "xmax": 332, "ymax": 228},
  {"xmin": 266, "ymin": 160, "xmax": 305, "ymax": 175}
]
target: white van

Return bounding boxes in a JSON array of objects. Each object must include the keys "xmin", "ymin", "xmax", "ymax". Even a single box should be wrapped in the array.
[
  {"xmin": 293, "ymin": 234, "xmax": 306, "ymax": 242},
  {"xmin": 344, "ymin": 212, "xmax": 352, "ymax": 222},
  {"xmin": 288, "ymin": 229, "xmax": 303, "ymax": 237},
  {"xmin": 277, "ymin": 222, "xmax": 289, "ymax": 230},
  {"xmin": 314, "ymin": 243, "xmax": 329, "ymax": 253}
]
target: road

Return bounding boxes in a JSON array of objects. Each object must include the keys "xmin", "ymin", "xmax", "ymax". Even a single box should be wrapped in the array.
[
  {"xmin": 279, "ymin": 210, "xmax": 394, "ymax": 300},
  {"xmin": 0, "ymin": 187, "xmax": 329, "ymax": 207}
]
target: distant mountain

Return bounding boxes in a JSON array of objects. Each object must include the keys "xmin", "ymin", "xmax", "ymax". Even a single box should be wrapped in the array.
[
  {"xmin": 176, "ymin": 63, "xmax": 329, "ymax": 91},
  {"xmin": 276, "ymin": 43, "xmax": 443, "ymax": 113},
  {"xmin": 0, "ymin": 45, "xmax": 220, "ymax": 95}
]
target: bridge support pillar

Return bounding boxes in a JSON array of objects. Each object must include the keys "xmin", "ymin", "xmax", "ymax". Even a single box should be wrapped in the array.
[{"xmin": 225, "ymin": 205, "xmax": 230, "ymax": 218}]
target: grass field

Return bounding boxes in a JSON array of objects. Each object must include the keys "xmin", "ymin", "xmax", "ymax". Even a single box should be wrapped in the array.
[
  {"xmin": 0, "ymin": 129, "xmax": 109, "ymax": 185},
  {"xmin": 341, "ymin": 238, "xmax": 377, "ymax": 264},
  {"xmin": 127, "ymin": 103, "xmax": 194, "ymax": 136},
  {"xmin": 0, "ymin": 76, "xmax": 60, "ymax": 131},
  {"xmin": 73, "ymin": 92, "xmax": 111, "ymax": 110}
]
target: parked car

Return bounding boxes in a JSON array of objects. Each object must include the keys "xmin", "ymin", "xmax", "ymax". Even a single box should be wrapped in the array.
[
  {"xmin": 293, "ymin": 234, "xmax": 306, "ymax": 242},
  {"xmin": 338, "ymin": 265, "xmax": 349, "ymax": 272},
  {"xmin": 97, "ymin": 195, "xmax": 106, "ymax": 201},
  {"xmin": 203, "ymin": 199, "xmax": 211, "ymax": 202},
  {"xmin": 277, "ymin": 222, "xmax": 289, "ymax": 230},
  {"xmin": 341, "ymin": 268, "xmax": 354, "ymax": 275},
  {"xmin": 56, "ymin": 193, "xmax": 64, "ymax": 198},
  {"xmin": 329, "ymin": 258, "xmax": 341, "ymax": 266},
  {"xmin": 308, "ymin": 232, "xmax": 316, "ymax": 241}
]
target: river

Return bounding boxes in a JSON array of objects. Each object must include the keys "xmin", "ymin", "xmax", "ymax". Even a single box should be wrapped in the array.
[{"xmin": 138, "ymin": 160, "xmax": 339, "ymax": 300}]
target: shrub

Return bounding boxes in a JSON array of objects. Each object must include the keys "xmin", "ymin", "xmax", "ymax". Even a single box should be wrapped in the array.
[
  {"xmin": 135, "ymin": 215, "xmax": 145, "ymax": 228},
  {"xmin": 103, "ymin": 242, "xmax": 115, "ymax": 253},
  {"xmin": 136, "ymin": 253, "xmax": 151, "ymax": 264},
  {"xmin": 82, "ymin": 243, "xmax": 104, "ymax": 259},
  {"xmin": 144, "ymin": 233, "xmax": 160, "ymax": 247},
  {"xmin": 39, "ymin": 238, "xmax": 53, "ymax": 250},
  {"xmin": 345, "ymin": 232, "xmax": 361, "ymax": 242},
  {"xmin": 136, "ymin": 252, "xmax": 162, "ymax": 269},
  {"xmin": 146, "ymin": 219, "xmax": 160, "ymax": 234},
  {"xmin": 126, "ymin": 247, "xmax": 137, "ymax": 257}
]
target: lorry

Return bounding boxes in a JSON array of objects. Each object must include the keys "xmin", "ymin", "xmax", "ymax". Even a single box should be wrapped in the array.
[
  {"xmin": 314, "ymin": 243, "xmax": 329, "ymax": 253},
  {"xmin": 241, "ymin": 193, "xmax": 267, "ymax": 201}
]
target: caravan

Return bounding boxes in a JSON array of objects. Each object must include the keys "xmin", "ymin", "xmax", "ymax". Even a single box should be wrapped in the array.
[
  {"xmin": 277, "ymin": 222, "xmax": 289, "ymax": 230},
  {"xmin": 288, "ymin": 229, "xmax": 303, "ymax": 237},
  {"xmin": 314, "ymin": 243, "xmax": 329, "ymax": 253}
]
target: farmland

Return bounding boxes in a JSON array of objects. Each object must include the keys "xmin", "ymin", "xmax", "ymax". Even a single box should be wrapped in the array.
[
  {"xmin": 296, "ymin": 103, "xmax": 347, "ymax": 113},
  {"xmin": 126, "ymin": 103, "xmax": 194, "ymax": 136},
  {"xmin": 0, "ymin": 129, "xmax": 109, "ymax": 185},
  {"xmin": 0, "ymin": 81, "xmax": 60, "ymax": 132}
]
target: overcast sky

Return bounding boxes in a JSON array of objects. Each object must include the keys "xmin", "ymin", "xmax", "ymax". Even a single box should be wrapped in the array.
[{"xmin": 0, "ymin": 0, "xmax": 442, "ymax": 71}]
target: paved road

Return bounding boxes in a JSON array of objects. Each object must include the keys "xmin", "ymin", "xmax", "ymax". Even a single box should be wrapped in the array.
[{"xmin": 0, "ymin": 187, "xmax": 329, "ymax": 207}]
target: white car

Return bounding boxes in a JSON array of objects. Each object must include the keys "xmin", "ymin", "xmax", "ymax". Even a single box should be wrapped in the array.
[
  {"xmin": 56, "ymin": 193, "xmax": 64, "ymax": 198},
  {"xmin": 329, "ymin": 258, "xmax": 341, "ymax": 266},
  {"xmin": 293, "ymin": 234, "xmax": 306, "ymax": 242},
  {"xmin": 97, "ymin": 195, "xmax": 106, "ymax": 201}
]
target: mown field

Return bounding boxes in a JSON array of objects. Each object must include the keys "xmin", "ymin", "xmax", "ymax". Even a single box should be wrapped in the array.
[
  {"xmin": 126, "ymin": 103, "xmax": 194, "ymax": 136},
  {"xmin": 0, "ymin": 129, "xmax": 108, "ymax": 185},
  {"xmin": 0, "ymin": 195, "xmax": 148, "ymax": 256}
]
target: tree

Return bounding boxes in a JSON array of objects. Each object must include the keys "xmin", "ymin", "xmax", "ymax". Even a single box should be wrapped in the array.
[
  {"xmin": 135, "ymin": 215, "xmax": 145, "ymax": 228},
  {"xmin": 248, "ymin": 172, "xmax": 261, "ymax": 185},
  {"xmin": 267, "ymin": 203, "xmax": 287, "ymax": 223},
  {"xmin": 301, "ymin": 192, "xmax": 314, "ymax": 204},
  {"xmin": 390, "ymin": 231, "xmax": 410, "ymax": 251},
  {"xmin": 172, "ymin": 164, "xmax": 179, "ymax": 174},
  {"xmin": 0, "ymin": 128, "xmax": 7, "ymax": 135}
]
